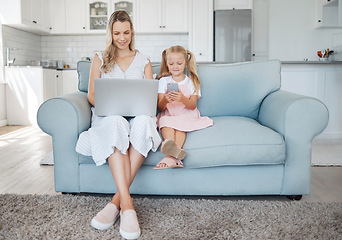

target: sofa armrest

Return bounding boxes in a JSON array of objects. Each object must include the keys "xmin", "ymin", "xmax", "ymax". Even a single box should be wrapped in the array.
[
  {"xmin": 37, "ymin": 91, "xmax": 91, "ymax": 136},
  {"xmin": 258, "ymin": 90, "xmax": 328, "ymax": 140},
  {"xmin": 258, "ymin": 90, "xmax": 329, "ymax": 195},
  {"xmin": 37, "ymin": 91, "xmax": 91, "ymax": 192}
]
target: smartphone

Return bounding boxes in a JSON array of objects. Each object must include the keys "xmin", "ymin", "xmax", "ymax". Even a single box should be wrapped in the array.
[{"xmin": 167, "ymin": 82, "xmax": 178, "ymax": 92}]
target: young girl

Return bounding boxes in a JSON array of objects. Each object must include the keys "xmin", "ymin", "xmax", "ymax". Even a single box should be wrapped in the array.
[{"xmin": 154, "ymin": 45, "xmax": 213, "ymax": 169}]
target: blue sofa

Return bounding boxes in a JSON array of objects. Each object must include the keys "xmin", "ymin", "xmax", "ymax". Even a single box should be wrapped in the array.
[{"xmin": 37, "ymin": 60, "xmax": 328, "ymax": 199}]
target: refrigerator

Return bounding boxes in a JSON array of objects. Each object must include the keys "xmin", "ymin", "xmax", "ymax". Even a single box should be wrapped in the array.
[{"xmin": 214, "ymin": 9, "xmax": 252, "ymax": 63}]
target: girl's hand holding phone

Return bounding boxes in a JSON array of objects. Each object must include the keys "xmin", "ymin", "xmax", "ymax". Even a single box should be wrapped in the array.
[{"xmin": 167, "ymin": 89, "xmax": 184, "ymax": 103}]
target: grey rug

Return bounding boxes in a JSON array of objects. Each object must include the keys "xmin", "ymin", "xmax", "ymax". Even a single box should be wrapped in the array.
[{"xmin": 1, "ymin": 194, "xmax": 341, "ymax": 240}]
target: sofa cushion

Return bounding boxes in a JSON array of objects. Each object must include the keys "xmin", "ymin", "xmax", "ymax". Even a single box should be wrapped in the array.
[
  {"xmin": 79, "ymin": 116, "xmax": 285, "ymax": 168},
  {"xmin": 144, "ymin": 116, "xmax": 286, "ymax": 168},
  {"xmin": 197, "ymin": 60, "xmax": 281, "ymax": 119}
]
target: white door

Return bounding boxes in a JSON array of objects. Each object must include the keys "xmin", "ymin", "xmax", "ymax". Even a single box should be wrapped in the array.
[
  {"xmin": 31, "ymin": 0, "xmax": 44, "ymax": 28},
  {"xmin": 252, "ymin": 0, "xmax": 269, "ymax": 61},
  {"xmin": 50, "ymin": 0, "xmax": 66, "ymax": 33},
  {"xmin": 190, "ymin": 0, "xmax": 213, "ymax": 61},
  {"xmin": 163, "ymin": 0, "xmax": 188, "ymax": 33},
  {"xmin": 66, "ymin": 0, "xmax": 86, "ymax": 33},
  {"xmin": 136, "ymin": 0, "xmax": 162, "ymax": 32},
  {"xmin": 21, "ymin": 0, "xmax": 32, "ymax": 25}
]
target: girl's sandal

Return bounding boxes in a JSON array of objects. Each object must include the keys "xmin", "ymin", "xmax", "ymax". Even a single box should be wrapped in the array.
[
  {"xmin": 161, "ymin": 139, "xmax": 187, "ymax": 160},
  {"xmin": 153, "ymin": 156, "xmax": 183, "ymax": 170}
]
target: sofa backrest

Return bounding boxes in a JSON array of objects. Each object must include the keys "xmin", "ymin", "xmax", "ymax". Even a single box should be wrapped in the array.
[
  {"xmin": 77, "ymin": 61, "xmax": 91, "ymax": 92},
  {"xmin": 77, "ymin": 62, "xmax": 161, "ymax": 92},
  {"xmin": 77, "ymin": 59, "xmax": 281, "ymax": 119},
  {"xmin": 196, "ymin": 60, "xmax": 281, "ymax": 119}
]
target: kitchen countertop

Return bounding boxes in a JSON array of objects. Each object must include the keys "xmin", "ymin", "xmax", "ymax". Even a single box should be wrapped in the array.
[
  {"xmin": 152, "ymin": 60, "xmax": 342, "ymax": 65},
  {"xmin": 281, "ymin": 61, "xmax": 342, "ymax": 64},
  {"xmin": 5, "ymin": 66, "xmax": 76, "ymax": 70}
]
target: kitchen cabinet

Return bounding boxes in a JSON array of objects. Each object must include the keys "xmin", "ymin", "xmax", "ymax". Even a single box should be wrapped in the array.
[
  {"xmin": 22, "ymin": 0, "xmax": 50, "ymax": 32},
  {"xmin": 136, "ymin": 0, "xmax": 188, "ymax": 33},
  {"xmin": 49, "ymin": 0, "xmax": 66, "ymax": 34},
  {"xmin": 50, "ymin": 0, "xmax": 86, "ymax": 34},
  {"xmin": 252, "ymin": 0, "xmax": 269, "ymax": 61},
  {"xmin": 4, "ymin": 67, "xmax": 78, "ymax": 125},
  {"xmin": 60, "ymin": 70, "xmax": 79, "ymax": 94},
  {"xmin": 43, "ymin": 69, "xmax": 58, "ymax": 100},
  {"xmin": 214, "ymin": 0, "xmax": 252, "ymax": 10},
  {"xmin": 281, "ymin": 63, "xmax": 342, "ymax": 139},
  {"xmin": 0, "ymin": 0, "xmax": 50, "ymax": 34},
  {"xmin": 5, "ymin": 67, "xmax": 47, "ymax": 125},
  {"xmin": 110, "ymin": 0, "xmax": 137, "ymax": 26},
  {"xmin": 316, "ymin": 0, "xmax": 342, "ymax": 28},
  {"xmin": 189, "ymin": 0, "xmax": 213, "ymax": 62},
  {"xmin": 67, "ymin": 0, "xmax": 86, "ymax": 33},
  {"xmin": 86, "ymin": 0, "xmax": 110, "ymax": 33}
]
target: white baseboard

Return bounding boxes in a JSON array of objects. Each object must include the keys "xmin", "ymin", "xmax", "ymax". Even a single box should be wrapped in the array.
[{"xmin": 0, "ymin": 119, "xmax": 8, "ymax": 127}]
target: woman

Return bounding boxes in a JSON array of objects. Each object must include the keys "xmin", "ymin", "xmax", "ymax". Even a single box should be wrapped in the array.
[{"xmin": 76, "ymin": 11, "xmax": 161, "ymax": 239}]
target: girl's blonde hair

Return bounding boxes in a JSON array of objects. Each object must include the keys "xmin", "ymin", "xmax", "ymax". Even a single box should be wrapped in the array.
[
  {"xmin": 102, "ymin": 11, "xmax": 136, "ymax": 73},
  {"xmin": 158, "ymin": 45, "xmax": 200, "ymax": 95}
]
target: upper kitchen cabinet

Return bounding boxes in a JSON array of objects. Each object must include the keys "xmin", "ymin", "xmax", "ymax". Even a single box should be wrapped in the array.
[
  {"xmin": 49, "ymin": 0, "xmax": 66, "ymax": 34},
  {"xmin": 0, "ymin": 0, "xmax": 50, "ymax": 34},
  {"xmin": 110, "ymin": 1, "xmax": 137, "ymax": 26},
  {"xmin": 189, "ymin": 0, "xmax": 213, "ymax": 61},
  {"xmin": 67, "ymin": 0, "xmax": 87, "ymax": 33},
  {"xmin": 86, "ymin": 0, "xmax": 110, "ymax": 33},
  {"xmin": 252, "ymin": 0, "xmax": 269, "ymax": 61},
  {"xmin": 22, "ymin": 0, "xmax": 50, "ymax": 32},
  {"xmin": 136, "ymin": 0, "xmax": 188, "ymax": 33},
  {"xmin": 50, "ymin": 0, "xmax": 86, "ymax": 34},
  {"xmin": 316, "ymin": 0, "xmax": 342, "ymax": 28},
  {"xmin": 214, "ymin": 0, "xmax": 252, "ymax": 10}
]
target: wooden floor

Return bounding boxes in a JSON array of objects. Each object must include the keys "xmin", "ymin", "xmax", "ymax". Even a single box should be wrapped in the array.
[{"xmin": 0, "ymin": 125, "xmax": 341, "ymax": 202}]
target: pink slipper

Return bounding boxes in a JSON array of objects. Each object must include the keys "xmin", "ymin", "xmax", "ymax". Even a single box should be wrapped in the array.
[
  {"xmin": 161, "ymin": 139, "xmax": 187, "ymax": 160},
  {"xmin": 153, "ymin": 156, "xmax": 183, "ymax": 170},
  {"xmin": 91, "ymin": 202, "xmax": 120, "ymax": 230},
  {"xmin": 120, "ymin": 209, "xmax": 141, "ymax": 239}
]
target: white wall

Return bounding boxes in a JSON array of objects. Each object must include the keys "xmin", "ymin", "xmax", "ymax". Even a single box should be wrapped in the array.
[
  {"xmin": 41, "ymin": 34, "xmax": 188, "ymax": 68},
  {"xmin": 269, "ymin": 0, "xmax": 342, "ymax": 61},
  {"xmin": 0, "ymin": 22, "xmax": 7, "ymax": 126}
]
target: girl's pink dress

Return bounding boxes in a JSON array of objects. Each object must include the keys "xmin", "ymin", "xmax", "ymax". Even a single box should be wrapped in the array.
[{"xmin": 157, "ymin": 78, "xmax": 213, "ymax": 132}]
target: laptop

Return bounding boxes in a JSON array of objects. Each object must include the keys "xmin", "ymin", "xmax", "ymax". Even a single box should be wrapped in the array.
[{"xmin": 94, "ymin": 78, "xmax": 159, "ymax": 117}]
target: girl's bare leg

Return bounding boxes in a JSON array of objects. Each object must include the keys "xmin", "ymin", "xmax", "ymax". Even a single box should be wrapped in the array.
[
  {"xmin": 161, "ymin": 127, "xmax": 176, "ymax": 140},
  {"xmin": 155, "ymin": 127, "xmax": 187, "ymax": 168},
  {"xmin": 174, "ymin": 130, "xmax": 186, "ymax": 148}
]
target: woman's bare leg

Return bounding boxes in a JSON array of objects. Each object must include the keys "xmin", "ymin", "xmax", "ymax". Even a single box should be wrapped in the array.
[
  {"xmin": 111, "ymin": 145, "xmax": 145, "ymax": 210},
  {"xmin": 108, "ymin": 148, "xmax": 133, "ymax": 212}
]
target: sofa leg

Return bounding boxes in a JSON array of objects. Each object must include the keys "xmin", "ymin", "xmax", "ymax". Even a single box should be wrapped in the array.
[
  {"xmin": 62, "ymin": 192, "xmax": 78, "ymax": 195},
  {"xmin": 286, "ymin": 195, "xmax": 302, "ymax": 201}
]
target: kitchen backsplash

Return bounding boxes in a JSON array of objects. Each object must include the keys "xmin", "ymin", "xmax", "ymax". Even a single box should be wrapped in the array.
[
  {"xmin": 3, "ymin": 26, "xmax": 188, "ymax": 68},
  {"xmin": 2, "ymin": 25, "xmax": 41, "ymax": 66}
]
